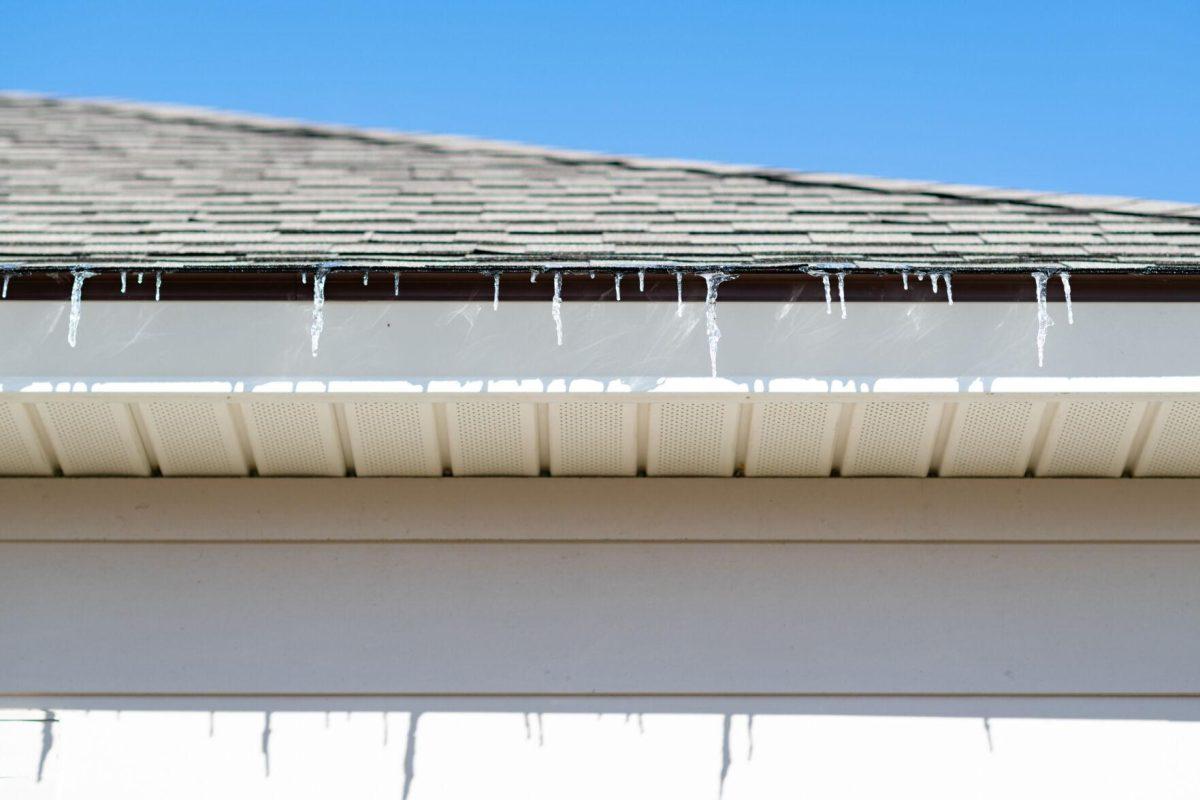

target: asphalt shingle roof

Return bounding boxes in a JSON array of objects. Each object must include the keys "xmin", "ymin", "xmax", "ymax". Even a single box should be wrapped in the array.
[{"xmin": 3, "ymin": 94, "xmax": 1200, "ymax": 273}]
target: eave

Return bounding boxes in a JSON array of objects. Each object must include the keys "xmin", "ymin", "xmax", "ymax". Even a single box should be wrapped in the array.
[{"xmin": 2, "ymin": 294, "xmax": 1200, "ymax": 478}]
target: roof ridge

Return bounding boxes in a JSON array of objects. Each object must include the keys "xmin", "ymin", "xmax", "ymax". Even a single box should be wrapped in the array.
[{"xmin": 3, "ymin": 92, "xmax": 1199, "ymax": 221}]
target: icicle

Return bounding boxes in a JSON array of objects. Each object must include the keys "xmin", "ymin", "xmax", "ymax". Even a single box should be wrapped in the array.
[
  {"xmin": 400, "ymin": 714, "xmax": 420, "ymax": 800},
  {"xmin": 701, "ymin": 272, "xmax": 733, "ymax": 377},
  {"xmin": 137, "ymin": 272, "xmax": 144, "ymax": 284},
  {"xmin": 552, "ymin": 272, "xmax": 563, "ymax": 345},
  {"xmin": 943, "ymin": 273, "xmax": 954, "ymax": 305},
  {"xmin": 1060, "ymin": 272, "xmax": 1073, "ymax": 324},
  {"xmin": 524, "ymin": 712, "xmax": 547, "ymax": 740},
  {"xmin": 1032, "ymin": 271, "xmax": 1054, "ymax": 367},
  {"xmin": 37, "ymin": 710, "xmax": 54, "ymax": 783},
  {"xmin": 492, "ymin": 273, "xmax": 500, "ymax": 310},
  {"xmin": 310, "ymin": 267, "xmax": 329, "ymax": 358},
  {"xmin": 747, "ymin": 714, "xmax": 755, "ymax": 760},
  {"xmin": 719, "ymin": 713, "xmax": 732, "ymax": 799},
  {"xmin": 930, "ymin": 273, "xmax": 940, "ymax": 294},
  {"xmin": 820, "ymin": 273, "xmax": 832, "ymax": 314},
  {"xmin": 362, "ymin": 270, "xmax": 369, "ymax": 286},
  {"xmin": 614, "ymin": 272, "xmax": 622, "ymax": 301},
  {"xmin": 837, "ymin": 272, "xmax": 847, "ymax": 319},
  {"xmin": 301, "ymin": 272, "xmax": 307, "ymax": 285},
  {"xmin": 675, "ymin": 271, "xmax": 684, "ymax": 317},
  {"xmin": 120, "ymin": 270, "xmax": 128, "ymax": 294},
  {"xmin": 67, "ymin": 269, "xmax": 96, "ymax": 348},
  {"xmin": 589, "ymin": 270, "xmax": 595, "ymax": 279},
  {"xmin": 901, "ymin": 270, "xmax": 909, "ymax": 291},
  {"xmin": 1, "ymin": 274, "xmax": 9, "ymax": 299},
  {"xmin": 154, "ymin": 271, "xmax": 162, "ymax": 301},
  {"xmin": 530, "ymin": 269, "xmax": 538, "ymax": 283},
  {"xmin": 393, "ymin": 271, "xmax": 400, "ymax": 297},
  {"xmin": 638, "ymin": 269, "xmax": 645, "ymax": 292},
  {"xmin": 261, "ymin": 712, "xmax": 272, "ymax": 777}
]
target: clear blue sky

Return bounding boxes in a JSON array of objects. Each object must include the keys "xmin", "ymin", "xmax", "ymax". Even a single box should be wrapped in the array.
[{"xmin": 6, "ymin": 0, "xmax": 1198, "ymax": 201}]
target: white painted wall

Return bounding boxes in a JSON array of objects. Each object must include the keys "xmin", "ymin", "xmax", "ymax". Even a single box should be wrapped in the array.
[
  {"xmin": 5, "ymin": 705, "xmax": 1200, "ymax": 800},
  {"xmin": 3, "ymin": 478, "xmax": 1200, "ymax": 796}
]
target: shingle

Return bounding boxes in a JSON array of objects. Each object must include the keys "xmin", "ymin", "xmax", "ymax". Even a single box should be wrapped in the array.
[
  {"xmin": 1, "ymin": 94, "xmax": 1198, "ymax": 271},
  {"xmin": 979, "ymin": 233, "xmax": 1104, "ymax": 244}
]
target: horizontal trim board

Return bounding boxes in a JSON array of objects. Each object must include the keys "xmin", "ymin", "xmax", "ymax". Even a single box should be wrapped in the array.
[
  {"xmin": 4, "ymin": 541, "xmax": 1199, "ymax": 693},
  {"xmin": 7, "ymin": 696, "xmax": 1200, "ymax": 717},
  {"xmin": 2, "ymin": 478, "xmax": 1199, "ymax": 542},
  {"xmin": 4, "ymin": 269, "xmax": 1200, "ymax": 302}
]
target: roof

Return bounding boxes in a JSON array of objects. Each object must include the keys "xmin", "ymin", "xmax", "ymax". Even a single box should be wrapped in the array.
[{"xmin": 3, "ymin": 93, "xmax": 1200, "ymax": 274}]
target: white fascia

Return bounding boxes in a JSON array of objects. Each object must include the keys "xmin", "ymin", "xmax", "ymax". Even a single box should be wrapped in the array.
[{"xmin": 2, "ymin": 299, "xmax": 1199, "ymax": 401}]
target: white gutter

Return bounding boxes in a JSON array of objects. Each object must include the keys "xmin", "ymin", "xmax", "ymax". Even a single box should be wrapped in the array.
[{"xmin": 0, "ymin": 299, "xmax": 1197, "ymax": 399}]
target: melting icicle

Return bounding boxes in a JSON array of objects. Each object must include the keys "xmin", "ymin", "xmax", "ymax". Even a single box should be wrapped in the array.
[
  {"xmin": 675, "ymin": 272, "xmax": 684, "ymax": 317},
  {"xmin": 67, "ymin": 270, "xmax": 96, "ymax": 348},
  {"xmin": 747, "ymin": 714, "xmax": 755, "ymax": 760},
  {"xmin": 1032, "ymin": 271, "xmax": 1054, "ymax": 367},
  {"xmin": 819, "ymin": 273, "xmax": 832, "ymax": 314},
  {"xmin": 402, "ymin": 712, "xmax": 421, "ymax": 800},
  {"xmin": 589, "ymin": 270, "xmax": 596, "ymax": 279},
  {"xmin": 393, "ymin": 271, "xmax": 400, "ymax": 297},
  {"xmin": 492, "ymin": 273, "xmax": 501, "ymax": 310},
  {"xmin": 137, "ymin": 272, "xmax": 144, "ymax": 284},
  {"xmin": 310, "ymin": 267, "xmax": 329, "ymax": 358},
  {"xmin": 154, "ymin": 271, "xmax": 162, "ymax": 301},
  {"xmin": 1, "ymin": 274, "xmax": 9, "ymax": 299},
  {"xmin": 930, "ymin": 273, "xmax": 940, "ymax": 294},
  {"xmin": 638, "ymin": 269, "xmax": 645, "ymax": 292},
  {"xmin": 719, "ymin": 713, "xmax": 732, "ymax": 799},
  {"xmin": 383, "ymin": 713, "xmax": 389, "ymax": 746},
  {"xmin": 1060, "ymin": 272, "xmax": 1073, "ymax": 324},
  {"xmin": 901, "ymin": 270, "xmax": 909, "ymax": 291},
  {"xmin": 35, "ymin": 710, "xmax": 54, "ymax": 783},
  {"xmin": 983, "ymin": 717, "xmax": 994, "ymax": 753},
  {"xmin": 301, "ymin": 272, "xmax": 307, "ymax": 285},
  {"xmin": 837, "ymin": 272, "xmax": 847, "ymax": 319},
  {"xmin": 943, "ymin": 273, "xmax": 954, "ymax": 304},
  {"xmin": 552, "ymin": 271, "xmax": 563, "ymax": 345},
  {"xmin": 701, "ymin": 272, "xmax": 733, "ymax": 378},
  {"xmin": 530, "ymin": 269, "xmax": 538, "ymax": 283},
  {"xmin": 120, "ymin": 270, "xmax": 127, "ymax": 293},
  {"xmin": 614, "ymin": 272, "xmax": 623, "ymax": 301},
  {"xmin": 524, "ymin": 712, "xmax": 533, "ymax": 741},
  {"xmin": 362, "ymin": 270, "xmax": 370, "ymax": 286},
  {"xmin": 208, "ymin": 711, "xmax": 215, "ymax": 738},
  {"xmin": 261, "ymin": 712, "xmax": 272, "ymax": 777}
]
